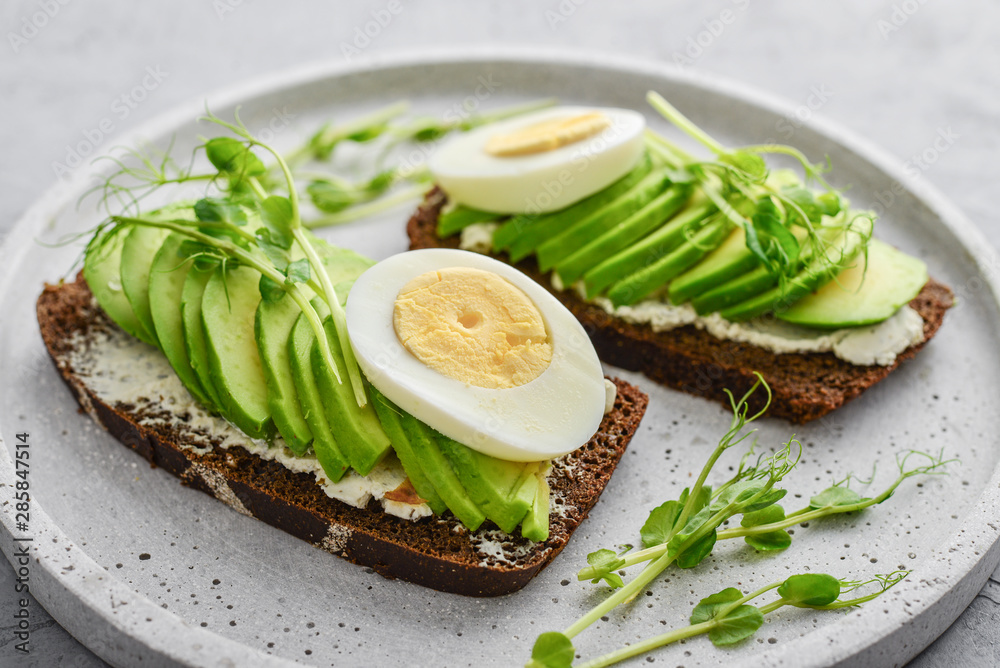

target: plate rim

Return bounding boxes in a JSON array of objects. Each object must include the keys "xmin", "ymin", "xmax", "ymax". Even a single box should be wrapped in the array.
[{"xmin": 1, "ymin": 46, "xmax": 997, "ymax": 668}]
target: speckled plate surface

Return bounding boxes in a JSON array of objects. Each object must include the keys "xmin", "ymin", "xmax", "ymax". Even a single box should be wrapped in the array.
[{"xmin": 1, "ymin": 49, "xmax": 998, "ymax": 668}]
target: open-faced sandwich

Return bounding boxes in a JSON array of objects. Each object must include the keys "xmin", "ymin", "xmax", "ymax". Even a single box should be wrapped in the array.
[
  {"xmin": 409, "ymin": 93, "xmax": 953, "ymax": 422},
  {"xmin": 36, "ymin": 115, "xmax": 648, "ymax": 596}
]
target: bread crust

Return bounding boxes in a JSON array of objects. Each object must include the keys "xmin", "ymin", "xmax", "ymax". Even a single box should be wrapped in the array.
[
  {"xmin": 408, "ymin": 189, "xmax": 954, "ymax": 423},
  {"xmin": 36, "ymin": 274, "xmax": 648, "ymax": 597}
]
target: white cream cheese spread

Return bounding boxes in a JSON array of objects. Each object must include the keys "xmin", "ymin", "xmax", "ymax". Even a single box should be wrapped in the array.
[
  {"xmin": 593, "ymin": 297, "xmax": 925, "ymax": 367},
  {"xmin": 67, "ymin": 324, "xmax": 432, "ymax": 521},
  {"xmin": 459, "ymin": 221, "xmax": 500, "ymax": 254}
]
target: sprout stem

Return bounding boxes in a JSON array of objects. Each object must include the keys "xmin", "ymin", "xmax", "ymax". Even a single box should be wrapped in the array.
[{"xmin": 304, "ymin": 182, "xmax": 431, "ymax": 229}]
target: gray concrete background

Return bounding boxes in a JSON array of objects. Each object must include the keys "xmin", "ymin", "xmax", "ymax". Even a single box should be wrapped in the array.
[{"xmin": 1, "ymin": 0, "xmax": 997, "ymax": 666}]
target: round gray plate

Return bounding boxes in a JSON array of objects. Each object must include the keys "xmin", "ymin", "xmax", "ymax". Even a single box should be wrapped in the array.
[{"xmin": 1, "ymin": 49, "xmax": 998, "ymax": 668}]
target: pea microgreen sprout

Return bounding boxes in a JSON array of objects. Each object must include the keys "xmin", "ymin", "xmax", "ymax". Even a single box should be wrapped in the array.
[
  {"xmin": 579, "ymin": 447, "xmax": 955, "ymax": 582},
  {"xmin": 560, "ymin": 377, "xmax": 778, "ymax": 639},
  {"xmin": 530, "ymin": 377, "xmax": 954, "ymax": 668},
  {"xmin": 302, "ymin": 179, "xmax": 434, "ymax": 229},
  {"xmin": 79, "ymin": 112, "xmax": 360, "ymax": 408},
  {"xmin": 95, "ymin": 211, "xmax": 329, "ymax": 370},
  {"xmin": 529, "ymin": 571, "xmax": 911, "ymax": 668},
  {"xmin": 199, "ymin": 107, "xmax": 369, "ymax": 407},
  {"xmin": 84, "ymin": 138, "xmax": 215, "ymax": 219},
  {"xmin": 284, "ymin": 99, "xmax": 412, "ymax": 166},
  {"xmin": 302, "ymin": 164, "xmax": 434, "ymax": 225},
  {"xmin": 719, "ymin": 449, "xmax": 955, "ymax": 546}
]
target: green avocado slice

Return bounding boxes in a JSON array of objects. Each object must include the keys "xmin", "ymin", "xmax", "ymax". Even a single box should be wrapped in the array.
[
  {"xmin": 607, "ymin": 214, "xmax": 732, "ymax": 307},
  {"xmin": 256, "ymin": 240, "xmax": 374, "ymax": 455},
  {"xmin": 535, "ymin": 167, "xmax": 671, "ymax": 272},
  {"xmin": 520, "ymin": 469, "xmax": 551, "ymax": 542},
  {"xmin": 370, "ymin": 388, "xmax": 447, "ymax": 515},
  {"xmin": 257, "ymin": 292, "xmax": 315, "ymax": 454},
  {"xmin": 121, "ymin": 225, "xmax": 171, "ymax": 348},
  {"xmin": 399, "ymin": 415, "xmax": 486, "ymax": 531},
  {"xmin": 435, "ymin": 433, "xmax": 535, "ymax": 534},
  {"xmin": 312, "ymin": 313, "xmax": 392, "ymax": 476},
  {"xmin": 720, "ymin": 214, "xmax": 875, "ymax": 322},
  {"xmin": 148, "ymin": 233, "xmax": 216, "ymax": 410},
  {"xmin": 288, "ymin": 299, "xmax": 350, "ymax": 483},
  {"xmin": 436, "ymin": 205, "xmax": 504, "ymax": 238},
  {"xmin": 201, "ymin": 264, "xmax": 274, "ymax": 439},
  {"xmin": 582, "ymin": 199, "xmax": 715, "ymax": 298},
  {"xmin": 689, "ymin": 225, "xmax": 813, "ymax": 314},
  {"xmin": 498, "ymin": 153, "xmax": 653, "ymax": 260},
  {"xmin": 84, "ymin": 226, "xmax": 155, "ymax": 346},
  {"xmin": 692, "ymin": 259, "xmax": 780, "ymax": 315},
  {"xmin": 556, "ymin": 183, "xmax": 693, "ymax": 286},
  {"xmin": 181, "ymin": 262, "xmax": 227, "ymax": 412},
  {"xmin": 776, "ymin": 239, "xmax": 928, "ymax": 329},
  {"xmin": 668, "ymin": 228, "xmax": 758, "ymax": 305}
]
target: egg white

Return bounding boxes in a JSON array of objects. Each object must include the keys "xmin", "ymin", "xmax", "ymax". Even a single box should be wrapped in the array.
[
  {"xmin": 346, "ymin": 249, "xmax": 606, "ymax": 462},
  {"xmin": 429, "ymin": 106, "xmax": 646, "ymax": 214}
]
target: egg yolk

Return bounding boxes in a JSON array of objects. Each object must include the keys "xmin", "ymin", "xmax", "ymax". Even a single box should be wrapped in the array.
[
  {"xmin": 484, "ymin": 112, "xmax": 610, "ymax": 157},
  {"xmin": 393, "ymin": 267, "xmax": 553, "ymax": 389}
]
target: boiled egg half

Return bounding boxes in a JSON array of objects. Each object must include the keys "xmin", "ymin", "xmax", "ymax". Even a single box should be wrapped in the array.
[
  {"xmin": 429, "ymin": 105, "xmax": 646, "ymax": 214},
  {"xmin": 346, "ymin": 248, "xmax": 606, "ymax": 462}
]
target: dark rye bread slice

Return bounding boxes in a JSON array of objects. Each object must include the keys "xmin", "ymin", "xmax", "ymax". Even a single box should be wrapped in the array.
[
  {"xmin": 37, "ymin": 274, "xmax": 648, "ymax": 597},
  {"xmin": 408, "ymin": 188, "xmax": 954, "ymax": 423}
]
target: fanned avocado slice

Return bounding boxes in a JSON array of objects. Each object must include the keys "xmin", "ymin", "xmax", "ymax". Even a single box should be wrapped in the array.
[
  {"xmin": 435, "ymin": 433, "xmax": 536, "ymax": 534},
  {"xmin": 312, "ymin": 314, "xmax": 392, "ymax": 476},
  {"xmin": 668, "ymin": 227, "xmax": 757, "ymax": 305},
  {"xmin": 691, "ymin": 252, "xmax": 784, "ymax": 315},
  {"xmin": 370, "ymin": 388, "xmax": 447, "ymax": 515},
  {"xmin": 520, "ymin": 468, "xmax": 551, "ymax": 542},
  {"xmin": 720, "ymin": 214, "xmax": 874, "ymax": 322},
  {"xmin": 536, "ymin": 167, "xmax": 672, "ymax": 272},
  {"xmin": 289, "ymin": 299, "xmax": 350, "ymax": 483},
  {"xmin": 689, "ymin": 225, "xmax": 813, "ymax": 315},
  {"xmin": 582, "ymin": 200, "xmax": 716, "ymax": 299},
  {"xmin": 256, "ymin": 241, "xmax": 373, "ymax": 456},
  {"xmin": 371, "ymin": 388, "xmax": 546, "ymax": 536},
  {"xmin": 556, "ymin": 183, "xmax": 693, "ymax": 285},
  {"xmin": 257, "ymin": 293, "xmax": 315, "ymax": 454},
  {"xmin": 606, "ymin": 214, "xmax": 732, "ymax": 307},
  {"xmin": 437, "ymin": 205, "xmax": 504, "ymax": 238},
  {"xmin": 399, "ymin": 414, "xmax": 486, "ymax": 531},
  {"xmin": 148, "ymin": 233, "xmax": 217, "ymax": 410},
  {"xmin": 181, "ymin": 262, "xmax": 226, "ymax": 411},
  {"xmin": 121, "ymin": 225, "xmax": 171, "ymax": 347},
  {"xmin": 498, "ymin": 153, "xmax": 653, "ymax": 260},
  {"xmin": 777, "ymin": 239, "xmax": 928, "ymax": 329},
  {"xmin": 84, "ymin": 226, "xmax": 154, "ymax": 346},
  {"xmin": 201, "ymin": 264, "xmax": 274, "ymax": 439}
]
